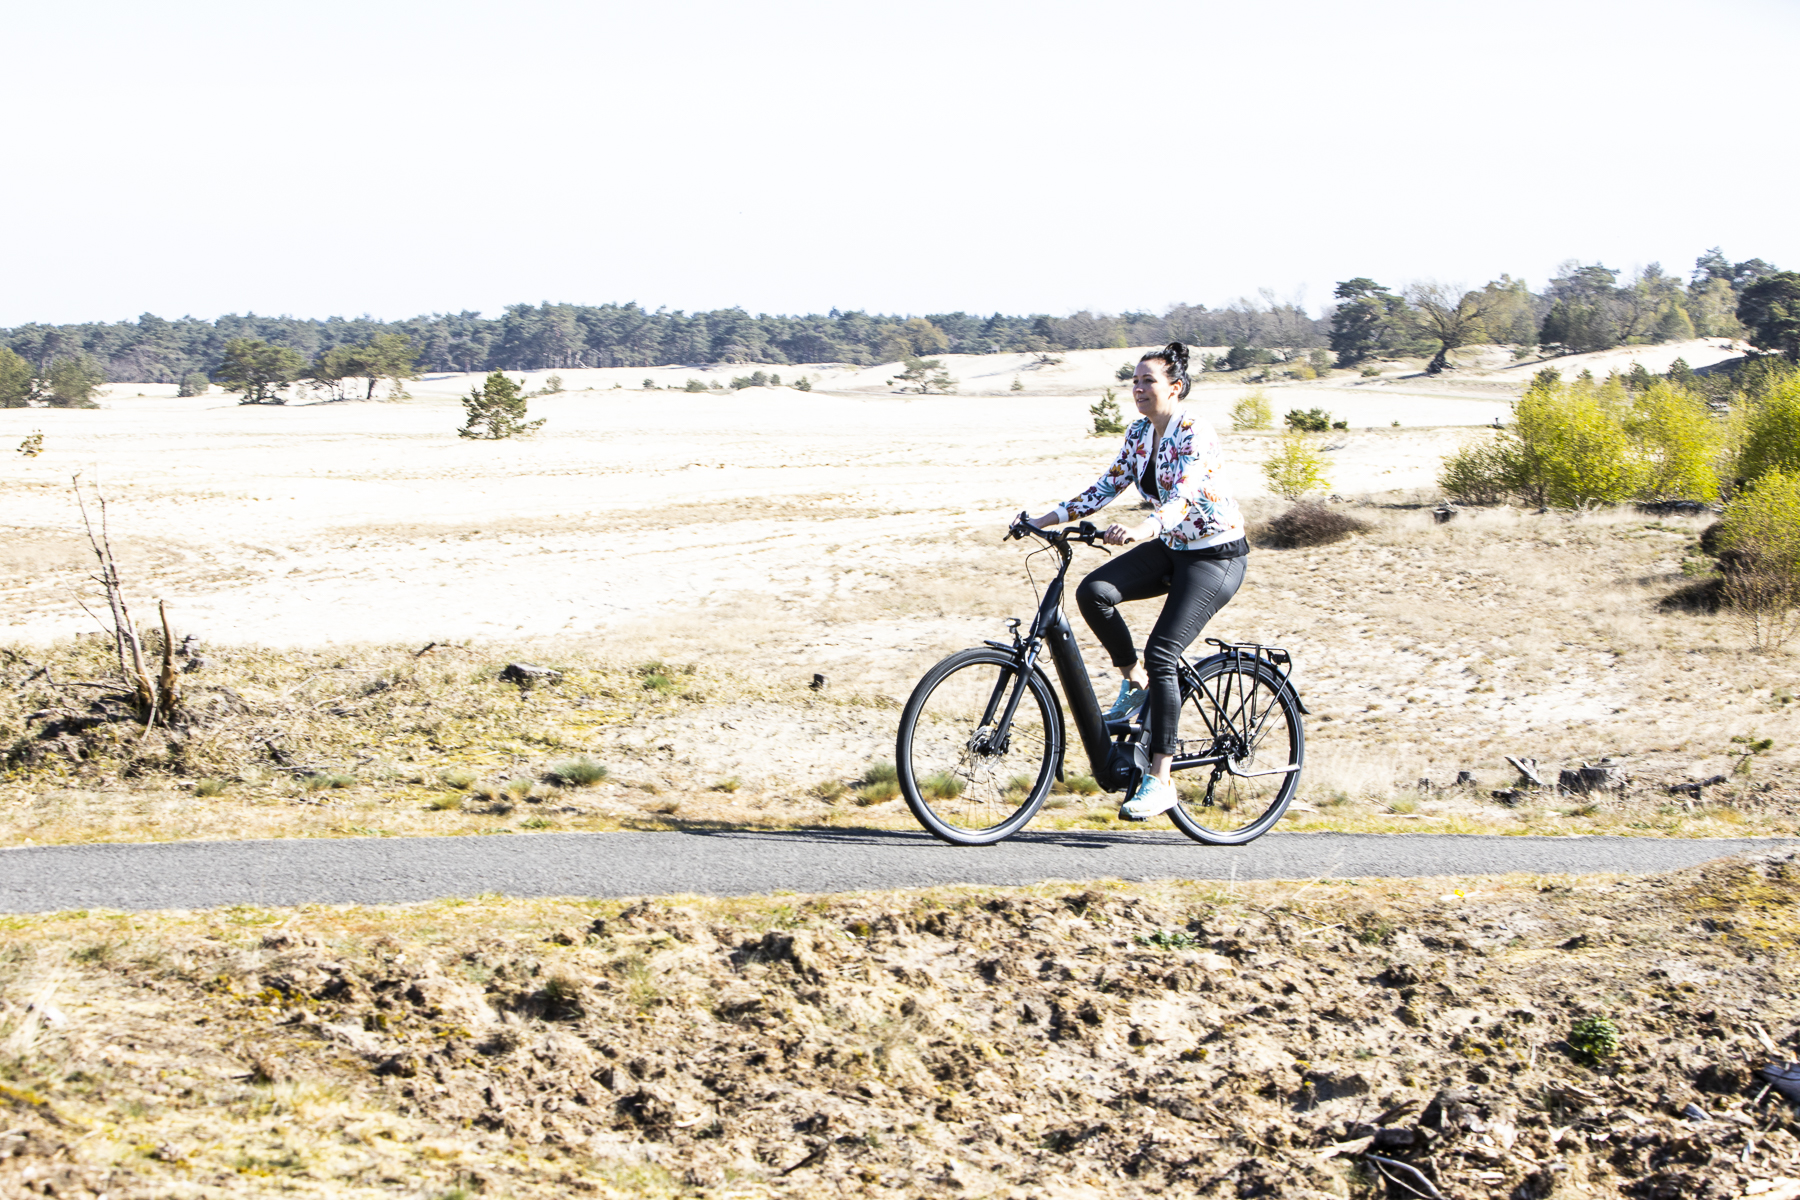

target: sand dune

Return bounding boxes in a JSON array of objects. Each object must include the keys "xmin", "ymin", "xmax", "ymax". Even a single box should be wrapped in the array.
[{"xmin": 0, "ymin": 339, "xmax": 1744, "ymax": 647}]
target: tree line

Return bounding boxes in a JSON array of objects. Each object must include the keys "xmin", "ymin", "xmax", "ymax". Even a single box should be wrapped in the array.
[{"xmin": 2, "ymin": 248, "xmax": 1794, "ymax": 398}]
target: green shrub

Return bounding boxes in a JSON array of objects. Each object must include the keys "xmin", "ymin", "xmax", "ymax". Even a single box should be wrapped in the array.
[
  {"xmin": 920, "ymin": 771, "xmax": 965, "ymax": 801},
  {"xmin": 684, "ymin": 378, "xmax": 709, "ymax": 392},
  {"xmin": 1439, "ymin": 436, "xmax": 1521, "ymax": 505},
  {"xmin": 1089, "ymin": 389, "xmax": 1125, "ymax": 436},
  {"xmin": 43, "ymin": 354, "xmax": 106, "ymax": 409},
  {"xmin": 854, "ymin": 762, "xmax": 901, "ymax": 805},
  {"xmin": 1261, "ymin": 433, "xmax": 1331, "ymax": 499},
  {"xmin": 546, "ymin": 757, "xmax": 609, "ymax": 787},
  {"xmin": 1629, "ymin": 380, "xmax": 1722, "ymax": 502},
  {"xmin": 1135, "ymin": 929, "xmax": 1197, "ymax": 950},
  {"xmin": 1445, "ymin": 373, "xmax": 1727, "ymax": 508},
  {"xmin": 1510, "ymin": 373, "xmax": 1646, "ymax": 506},
  {"xmin": 793, "ymin": 376, "xmax": 812, "ymax": 392},
  {"xmin": 895, "ymin": 357, "xmax": 954, "ymax": 394},
  {"xmin": 457, "ymin": 372, "xmax": 544, "ymax": 440},
  {"xmin": 1568, "ymin": 1014, "xmax": 1621, "ymax": 1063},
  {"xmin": 1739, "ymin": 372, "xmax": 1800, "ymax": 483},
  {"xmin": 643, "ymin": 378, "xmax": 657, "ymax": 389},
  {"xmin": 1284, "ymin": 407, "xmax": 1332, "ymax": 432},
  {"xmin": 1230, "ymin": 391, "xmax": 1272, "ymax": 431},
  {"xmin": 0, "ymin": 347, "xmax": 33, "ymax": 408},
  {"xmin": 1716, "ymin": 468, "xmax": 1800, "ymax": 649},
  {"xmin": 177, "ymin": 372, "xmax": 211, "ymax": 397}
]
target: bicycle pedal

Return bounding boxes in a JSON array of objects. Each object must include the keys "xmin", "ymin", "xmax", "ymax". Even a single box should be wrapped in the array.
[{"xmin": 1117, "ymin": 807, "xmax": 1150, "ymax": 823}]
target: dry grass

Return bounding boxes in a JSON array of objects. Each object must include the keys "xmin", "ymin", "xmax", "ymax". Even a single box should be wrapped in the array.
[
  {"xmin": 1, "ymin": 503, "xmax": 1795, "ymax": 846},
  {"xmin": 4, "ymin": 855, "xmax": 1799, "ymax": 1197}
]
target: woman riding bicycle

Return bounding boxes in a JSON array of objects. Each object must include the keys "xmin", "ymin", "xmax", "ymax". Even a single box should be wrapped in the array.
[{"xmin": 1025, "ymin": 341, "xmax": 1248, "ymax": 822}]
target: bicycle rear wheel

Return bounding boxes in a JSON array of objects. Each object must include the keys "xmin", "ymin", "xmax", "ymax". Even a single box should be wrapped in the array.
[
  {"xmin": 896, "ymin": 648, "xmax": 1060, "ymax": 845},
  {"xmin": 1165, "ymin": 655, "xmax": 1304, "ymax": 846}
]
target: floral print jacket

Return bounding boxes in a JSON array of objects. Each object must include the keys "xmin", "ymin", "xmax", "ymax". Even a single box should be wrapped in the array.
[{"xmin": 1050, "ymin": 410, "xmax": 1245, "ymax": 550}]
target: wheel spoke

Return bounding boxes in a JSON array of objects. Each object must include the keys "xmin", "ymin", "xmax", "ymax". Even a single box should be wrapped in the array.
[
  {"xmin": 1167, "ymin": 660, "xmax": 1303, "ymax": 844},
  {"xmin": 900, "ymin": 654, "xmax": 1055, "ymax": 841}
]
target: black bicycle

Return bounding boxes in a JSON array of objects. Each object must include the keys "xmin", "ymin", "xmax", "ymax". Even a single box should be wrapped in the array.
[{"xmin": 894, "ymin": 515, "xmax": 1308, "ymax": 847}]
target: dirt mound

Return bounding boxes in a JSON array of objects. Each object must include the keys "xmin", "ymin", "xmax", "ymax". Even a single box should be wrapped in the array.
[{"xmin": 4, "ymin": 857, "xmax": 1800, "ymax": 1196}]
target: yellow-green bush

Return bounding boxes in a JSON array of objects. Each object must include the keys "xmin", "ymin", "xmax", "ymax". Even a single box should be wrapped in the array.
[
  {"xmin": 1438, "ymin": 435, "xmax": 1520, "ymax": 505},
  {"xmin": 1230, "ymin": 391, "xmax": 1272, "ymax": 431},
  {"xmin": 1512, "ymin": 374, "xmax": 1646, "ymax": 506},
  {"xmin": 1261, "ymin": 432, "xmax": 1330, "ymax": 499},
  {"xmin": 1739, "ymin": 373, "xmax": 1800, "ymax": 484},
  {"xmin": 1627, "ymin": 380, "xmax": 1723, "ymax": 502},
  {"xmin": 1716, "ymin": 469, "xmax": 1800, "ymax": 649},
  {"xmin": 1443, "ymin": 372, "xmax": 1727, "ymax": 508}
]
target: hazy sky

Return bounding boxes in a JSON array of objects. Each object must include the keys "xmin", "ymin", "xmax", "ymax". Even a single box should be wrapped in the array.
[{"xmin": 6, "ymin": 0, "xmax": 1797, "ymax": 326}]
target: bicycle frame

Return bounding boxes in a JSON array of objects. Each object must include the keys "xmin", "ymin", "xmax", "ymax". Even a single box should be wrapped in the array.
[
  {"xmin": 983, "ymin": 526, "xmax": 1130, "ymax": 791},
  {"xmin": 1174, "ymin": 641, "xmax": 1309, "ymax": 779},
  {"xmin": 988, "ymin": 521, "xmax": 1309, "ymax": 792}
]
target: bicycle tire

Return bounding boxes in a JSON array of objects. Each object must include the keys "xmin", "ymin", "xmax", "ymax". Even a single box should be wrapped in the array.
[
  {"xmin": 1164, "ymin": 655, "xmax": 1305, "ymax": 846},
  {"xmin": 896, "ymin": 647, "xmax": 1061, "ymax": 846}
]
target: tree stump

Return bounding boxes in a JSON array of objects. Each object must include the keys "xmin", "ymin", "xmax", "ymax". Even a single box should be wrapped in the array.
[
  {"xmin": 1558, "ymin": 760, "xmax": 1627, "ymax": 795},
  {"xmin": 500, "ymin": 662, "xmax": 563, "ymax": 686}
]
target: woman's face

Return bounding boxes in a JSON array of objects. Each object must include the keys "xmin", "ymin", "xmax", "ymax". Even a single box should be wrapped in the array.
[{"xmin": 1132, "ymin": 359, "xmax": 1179, "ymax": 414}]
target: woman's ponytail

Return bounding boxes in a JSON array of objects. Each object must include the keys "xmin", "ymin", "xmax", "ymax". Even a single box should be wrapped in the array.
[{"xmin": 1139, "ymin": 341, "xmax": 1192, "ymax": 400}]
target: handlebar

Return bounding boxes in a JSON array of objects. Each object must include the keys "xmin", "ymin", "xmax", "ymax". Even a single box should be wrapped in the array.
[{"xmin": 1007, "ymin": 512, "xmax": 1106, "ymax": 547}]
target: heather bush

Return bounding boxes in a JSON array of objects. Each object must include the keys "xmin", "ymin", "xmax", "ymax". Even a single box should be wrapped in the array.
[{"xmin": 1258, "ymin": 501, "xmax": 1370, "ymax": 548}]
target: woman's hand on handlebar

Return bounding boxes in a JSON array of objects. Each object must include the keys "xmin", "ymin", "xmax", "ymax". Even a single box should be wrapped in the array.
[{"xmin": 1103, "ymin": 519, "xmax": 1158, "ymax": 546}]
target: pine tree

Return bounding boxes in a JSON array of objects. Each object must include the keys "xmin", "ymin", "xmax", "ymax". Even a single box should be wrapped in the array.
[
  {"xmin": 218, "ymin": 338, "xmax": 306, "ymax": 405},
  {"xmin": 1088, "ymin": 389, "xmax": 1125, "ymax": 436},
  {"xmin": 458, "ymin": 372, "xmax": 545, "ymax": 439}
]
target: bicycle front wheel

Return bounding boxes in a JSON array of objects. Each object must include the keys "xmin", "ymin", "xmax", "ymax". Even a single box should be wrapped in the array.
[
  {"xmin": 1165, "ymin": 655, "xmax": 1304, "ymax": 846},
  {"xmin": 896, "ymin": 648, "xmax": 1060, "ymax": 845}
]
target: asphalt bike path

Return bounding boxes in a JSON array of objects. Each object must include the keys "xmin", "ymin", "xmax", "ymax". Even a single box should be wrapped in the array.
[{"xmin": 2, "ymin": 830, "xmax": 1794, "ymax": 913}]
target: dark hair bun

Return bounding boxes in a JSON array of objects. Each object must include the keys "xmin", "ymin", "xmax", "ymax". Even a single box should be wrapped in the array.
[{"xmin": 1138, "ymin": 341, "xmax": 1193, "ymax": 400}]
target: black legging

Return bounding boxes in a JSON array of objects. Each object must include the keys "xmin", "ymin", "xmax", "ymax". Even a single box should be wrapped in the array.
[{"xmin": 1074, "ymin": 541, "xmax": 1246, "ymax": 756}]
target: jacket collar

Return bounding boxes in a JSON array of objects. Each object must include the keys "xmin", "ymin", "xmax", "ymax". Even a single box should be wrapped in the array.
[{"xmin": 1143, "ymin": 407, "xmax": 1187, "ymax": 445}]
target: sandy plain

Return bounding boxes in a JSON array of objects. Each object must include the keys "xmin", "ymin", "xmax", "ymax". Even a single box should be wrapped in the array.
[
  {"xmin": 0, "ymin": 337, "xmax": 1791, "ymax": 845},
  {"xmin": 5, "ymin": 340, "xmax": 1750, "ymax": 649}
]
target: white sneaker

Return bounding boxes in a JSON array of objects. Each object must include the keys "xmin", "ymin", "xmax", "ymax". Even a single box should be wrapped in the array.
[
  {"xmin": 1104, "ymin": 680, "xmax": 1147, "ymax": 722},
  {"xmin": 1120, "ymin": 775, "xmax": 1179, "ymax": 821}
]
